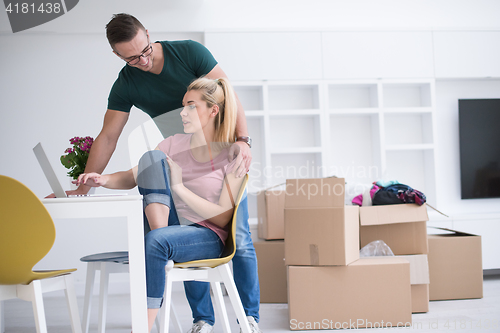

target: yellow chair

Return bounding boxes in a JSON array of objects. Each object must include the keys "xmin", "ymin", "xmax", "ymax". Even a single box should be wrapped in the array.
[
  {"xmin": 0, "ymin": 175, "xmax": 81, "ymax": 333},
  {"xmin": 159, "ymin": 175, "xmax": 251, "ymax": 333}
]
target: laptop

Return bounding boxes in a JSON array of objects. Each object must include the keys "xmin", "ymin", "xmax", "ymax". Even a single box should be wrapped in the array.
[{"xmin": 33, "ymin": 142, "xmax": 126, "ymax": 198}]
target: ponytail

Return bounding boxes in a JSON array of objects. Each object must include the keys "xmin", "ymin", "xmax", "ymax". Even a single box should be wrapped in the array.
[{"xmin": 187, "ymin": 77, "xmax": 237, "ymax": 145}]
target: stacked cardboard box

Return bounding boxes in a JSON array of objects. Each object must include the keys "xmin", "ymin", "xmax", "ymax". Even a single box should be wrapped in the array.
[
  {"xmin": 427, "ymin": 228, "xmax": 483, "ymax": 301},
  {"xmin": 256, "ymin": 186, "xmax": 286, "ymax": 240},
  {"xmin": 254, "ymin": 240, "xmax": 287, "ymax": 303},
  {"xmin": 254, "ymin": 185, "xmax": 288, "ymax": 303},
  {"xmin": 255, "ymin": 178, "xmax": 483, "ymax": 322},
  {"xmin": 359, "ymin": 204, "xmax": 430, "ymax": 313},
  {"xmin": 285, "ymin": 178, "xmax": 412, "ymax": 330},
  {"xmin": 377, "ymin": 254, "xmax": 430, "ymax": 313}
]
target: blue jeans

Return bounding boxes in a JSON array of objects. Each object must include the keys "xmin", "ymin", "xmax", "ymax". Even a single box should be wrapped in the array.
[
  {"xmin": 184, "ymin": 194, "xmax": 261, "ymax": 325},
  {"xmin": 144, "ymin": 224, "xmax": 224, "ymax": 308},
  {"xmin": 137, "ymin": 150, "xmax": 260, "ymax": 324}
]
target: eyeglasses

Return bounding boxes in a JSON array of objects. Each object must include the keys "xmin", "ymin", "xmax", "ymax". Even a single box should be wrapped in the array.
[{"xmin": 122, "ymin": 38, "xmax": 153, "ymax": 65}]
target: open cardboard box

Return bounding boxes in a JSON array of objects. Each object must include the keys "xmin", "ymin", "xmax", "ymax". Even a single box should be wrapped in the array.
[
  {"xmin": 285, "ymin": 205, "xmax": 359, "ymax": 266},
  {"xmin": 427, "ymin": 227, "xmax": 483, "ymax": 301},
  {"xmin": 256, "ymin": 177, "xmax": 345, "ymax": 240},
  {"xmin": 284, "ymin": 178, "xmax": 359, "ymax": 266},
  {"xmin": 288, "ymin": 257, "xmax": 412, "ymax": 330},
  {"xmin": 359, "ymin": 204, "xmax": 429, "ymax": 255},
  {"xmin": 374, "ymin": 254, "xmax": 429, "ymax": 313}
]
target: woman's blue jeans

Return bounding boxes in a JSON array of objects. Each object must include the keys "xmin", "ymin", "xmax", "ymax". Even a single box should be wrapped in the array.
[{"xmin": 137, "ymin": 150, "xmax": 260, "ymax": 324}]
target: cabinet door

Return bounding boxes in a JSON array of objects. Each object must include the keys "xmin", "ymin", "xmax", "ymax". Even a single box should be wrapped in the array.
[
  {"xmin": 433, "ymin": 31, "xmax": 500, "ymax": 78},
  {"xmin": 454, "ymin": 219, "xmax": 500, "ymax": 270},
  {"xmin": 205, "ymin": 32, "xmax": 323, "ymax": 81},
  {"xmin": 322, "ymin": 31, "xmax": 434, "ymax": 79}
]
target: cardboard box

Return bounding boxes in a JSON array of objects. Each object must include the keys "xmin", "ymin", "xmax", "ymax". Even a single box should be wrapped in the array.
[
  {"xmin": 285, "ymin": 177, "xmax": 345, "ymax": 208},
  {"xmin": 428, "ymin": 228, "xmax": 483, "ymax": 300},
  {"xmin": 394, "ymin": 254, "xmax": 429, "ymax": 285},
  {"xmin": 400, "ymin": 255, "xmax": 430, "ymax": 313},
  {"xmin": 256, "ymin": 188, "xmax": 286, "ymax": 240},
  {"xmin": 411, "ymin": 284, "xmax": 429, "ymax": 313},
  {"xmin": 288, "ymin": 257, "xmax": 412, "ymax": 330},
  {"xmin": 254, "ymin": 240, "xmax": 287, "ymax": 303},
  {"xmin": 375, "ymin": 254, "xmax": 429, "ymax": 313},
  {"xmin": 285, "ymin": 206, "xmax": 359, "ymax": 266},
  {"xmin": 359, "ymin": 204, "xmax": 429, "ymax": 255}
]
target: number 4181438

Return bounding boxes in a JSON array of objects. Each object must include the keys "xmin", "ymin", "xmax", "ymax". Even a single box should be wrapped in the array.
[{"xmin": 5, "ymin": 2, "xmax": 61, "ymax": 14}]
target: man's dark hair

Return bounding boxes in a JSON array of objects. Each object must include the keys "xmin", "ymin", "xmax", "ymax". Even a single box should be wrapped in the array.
[{"xmin": 106, "ymin": 13, "xmax": 146, "ymax": 49}]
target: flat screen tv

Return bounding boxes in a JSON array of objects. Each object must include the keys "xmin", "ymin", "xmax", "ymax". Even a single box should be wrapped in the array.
[{"xmin": 459, "ymin": 99, "xmax": 500, "ymax": 199}]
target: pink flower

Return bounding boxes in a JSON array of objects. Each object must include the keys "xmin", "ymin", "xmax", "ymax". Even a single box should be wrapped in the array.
[
  {"xmin": 80, "ymin": 143, "xmax": 90, "ymax": 152},
  {"xmin": 62, "ymin": 135, "xmax": 94, "ymax": 179}
]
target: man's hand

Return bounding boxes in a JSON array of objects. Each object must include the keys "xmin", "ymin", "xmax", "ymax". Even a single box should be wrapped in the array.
[
  {"xmin": 44, "ymin": 184, "xmax": 93, "ymax": 198},
  {"xmin": 74, "ymin": 172, "xmax": 109, "ymax": 188},
  {"xmin": 228, "ymin": 141, "xmax": 252, "ymax": 178}
]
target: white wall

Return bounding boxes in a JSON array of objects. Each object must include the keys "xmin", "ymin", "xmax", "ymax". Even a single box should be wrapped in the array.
[
  {"xmin": 2, "ymin": 0, "xmax": 500, "ymax": 33},
  {"xmin": 1, "ymin": 0, "xmax": 500, "ymax": 290},
  {"xmin": 435, "ymin": 80, "xmax": 500, "ymax": 214}
]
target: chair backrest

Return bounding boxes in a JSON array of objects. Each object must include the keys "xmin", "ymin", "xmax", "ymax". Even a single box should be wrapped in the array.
[
  {"xmin": 174, "ymin": 174, "xmax": 249, "ymax": 269},
  {"xmin": 127, "ymin": 118, "xmax": 165, "ymax": 167},
  {"xmin": 220, "ymin": 174, "xmax": 249, "ymax": 259},
  {"xmin": 0, "ymin": 175, "xmax": 56, "ymax": 284}
]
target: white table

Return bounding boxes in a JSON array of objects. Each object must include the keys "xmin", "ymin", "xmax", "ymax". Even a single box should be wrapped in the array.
[{"xmin": 42, "ymin": 195, "xmax": 148, "ymax": 333}]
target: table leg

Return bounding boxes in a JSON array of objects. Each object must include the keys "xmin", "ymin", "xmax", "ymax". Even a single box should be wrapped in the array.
[{"xmin": 127, "ymin": 201, "xmax": 149, "ymax": 333}]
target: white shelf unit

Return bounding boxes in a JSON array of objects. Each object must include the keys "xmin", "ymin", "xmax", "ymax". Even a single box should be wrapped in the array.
[{"xmin": 234, "ymin": 79, "xmax": 437, "ymax": 215}]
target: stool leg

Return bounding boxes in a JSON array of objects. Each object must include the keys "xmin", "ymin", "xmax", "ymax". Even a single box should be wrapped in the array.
[
  {"xmin": 98, "ymin": 263, "xmax": 110, "ymax": 333},
  {"xmin": 0, "ymin": 301, "xmax": 5, "ymax": 333},
  {"xmin": 82, "ymin": 262, "xmax": 97, "ymax": 333}
]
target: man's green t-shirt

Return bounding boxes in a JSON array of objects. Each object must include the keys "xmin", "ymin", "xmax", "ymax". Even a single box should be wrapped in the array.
[{"xmin": 107, "ymin": 40, "xmax": 218, "ymax": 119}]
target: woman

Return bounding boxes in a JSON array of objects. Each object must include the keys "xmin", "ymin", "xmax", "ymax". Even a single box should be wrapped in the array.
[{"xmin": 75, "ymin": 77, "xmax": 245, "ymax": 332}]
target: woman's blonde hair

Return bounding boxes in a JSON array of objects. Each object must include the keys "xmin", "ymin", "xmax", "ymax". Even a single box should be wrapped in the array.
[{"xmin": 187, "ymin": 77, "xmax": 237, "ymax": 145}]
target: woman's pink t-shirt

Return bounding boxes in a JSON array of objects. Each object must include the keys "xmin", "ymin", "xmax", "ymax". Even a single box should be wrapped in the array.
[{"xmin": 157, "ymin": 134, "xmax": 236, "ymax": 243}]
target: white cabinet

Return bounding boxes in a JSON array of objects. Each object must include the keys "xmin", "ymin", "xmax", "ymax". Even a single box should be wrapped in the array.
[
  {"xmin": 433, "ymin": 31, "xmax": 500, "ymax": 78},
  {"xmin": 451, "ymin": 217, "xmax": 500, "ymax": 270},
  {"xmin": 237, "ymin": 79, "xmax": 437, "ymax": 207},
  {"xmin": 205, "ymin": 32, "xmax": 323, "ymax": 81},
  {"xmin": 322, "ymin": 31, "xmax": 435, "ymax": 79},
  {"xmin": 207, "ymin": 30, "xmax": 500, "ymax": 81}
]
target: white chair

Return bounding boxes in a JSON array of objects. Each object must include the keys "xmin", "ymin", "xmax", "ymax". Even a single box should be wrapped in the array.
[
  {"xmin": 158, "ymin": 175, "xmax": 251, "ymax": 333},
  {"xmin": 0, "ymin": 175, "xmax": 82, "ymax": 333},
  {"xmin": 80, "ymin": 252, "xmax": 182, "ymax": 333}
]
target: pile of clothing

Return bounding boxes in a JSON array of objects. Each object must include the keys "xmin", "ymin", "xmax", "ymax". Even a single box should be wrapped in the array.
[{"xmin": 352, "ymin": 180, "xmax": 426, "ymax": 206}]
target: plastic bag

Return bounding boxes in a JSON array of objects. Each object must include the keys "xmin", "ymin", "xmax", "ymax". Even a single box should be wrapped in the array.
[{"xmin": 359, "ymin": 240, "xmax": 394, "ymax": 257}]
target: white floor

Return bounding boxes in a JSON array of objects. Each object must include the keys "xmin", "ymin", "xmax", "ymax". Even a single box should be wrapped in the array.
[{"xmin": 2, "ymin": 275, "xmax": 500, "ymax": 333}]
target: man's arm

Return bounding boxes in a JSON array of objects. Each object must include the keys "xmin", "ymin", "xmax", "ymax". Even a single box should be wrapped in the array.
[
  {"xmin": 74, "ymin": 109, "xmax": 129, "ymax": 194},
  {"xmin": 205, "ymin": 64, "xmax": 251, "ymax": 177}
]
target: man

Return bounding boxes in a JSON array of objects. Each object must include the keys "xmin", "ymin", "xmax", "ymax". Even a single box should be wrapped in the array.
[{"xmin": 73, "ymin": 13, "xmax": 260, "ymax": 333}]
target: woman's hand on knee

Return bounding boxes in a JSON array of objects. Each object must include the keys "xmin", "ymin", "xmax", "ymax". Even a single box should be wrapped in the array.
[{"xmin": 166, "ymin": 155, "xmax": 183, "ymax": 189}]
